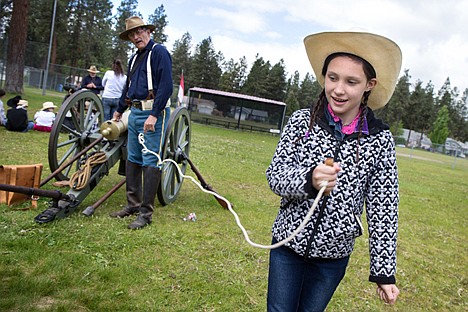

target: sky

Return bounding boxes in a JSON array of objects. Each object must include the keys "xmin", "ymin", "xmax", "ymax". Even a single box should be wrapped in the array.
[{"xmin": 112, "ymin": 0, "xmax": 468, "ymax": 94}]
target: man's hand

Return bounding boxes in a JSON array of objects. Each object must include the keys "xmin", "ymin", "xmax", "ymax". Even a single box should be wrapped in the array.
[
  {"xmin": 144, "ymin": 115, "xmax": 157, "ymax": 133},
  {"xmin": 376, "ymin": 284, "xmax": 399, "ymax": 305},
  {"xmin": 112, "ymin": 111, "xmax": 122, "ymax": 122}
]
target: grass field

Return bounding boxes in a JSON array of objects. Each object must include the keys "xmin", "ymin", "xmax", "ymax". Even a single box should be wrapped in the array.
[{"xmin": 0, "ymin": 88, "xmax": 467, "ymax": 311}]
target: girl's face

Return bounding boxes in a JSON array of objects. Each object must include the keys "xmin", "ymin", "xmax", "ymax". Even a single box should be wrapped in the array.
[{"xmin": 324, "ymin": 56, "xmax": 376, "ymax": 124}]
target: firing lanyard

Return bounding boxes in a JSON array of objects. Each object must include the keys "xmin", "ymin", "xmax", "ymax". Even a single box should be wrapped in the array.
[{"xmin": 138, "ymin": 133, "xmax": 328, "ymax": 250}]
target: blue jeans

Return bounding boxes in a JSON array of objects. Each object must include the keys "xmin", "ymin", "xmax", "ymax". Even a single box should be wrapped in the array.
[
  {"xmin": 127, "ymin": 107, "xmax": 170, "ymax": 168},
  {"xmin": 267, "ymin": 239, "xmax": 349, "ymax": 312},
  {"xmin": 102, "ymin": 97, "xmax": 120, "ymax": 121}
]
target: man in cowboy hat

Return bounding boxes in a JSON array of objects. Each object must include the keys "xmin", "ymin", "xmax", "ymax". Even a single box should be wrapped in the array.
[
  {"xmin": 266, "ymin": 31, "xmax": 402, "ymax": 310},
  {"xmin": 109, "ymin": 16, "xmax": 173, "ymax": 230},
  {"xmin": 81, "ymin": 65, "xmax": 104, "ymax": 95}
]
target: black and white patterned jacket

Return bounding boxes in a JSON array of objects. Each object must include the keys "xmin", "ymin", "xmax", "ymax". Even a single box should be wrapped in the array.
[{"xmin": 266, "ymin": 108, "xmax": 399, "ymax": 284}]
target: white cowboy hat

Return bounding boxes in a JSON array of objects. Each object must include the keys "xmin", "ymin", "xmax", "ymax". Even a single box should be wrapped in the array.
[
  {"xmin": 42, "ymin": 101, "xmax": 57, "ymax": 110},
  {"xmin": 119, "ymin": 16, "xmax": 156, "ymax": 41},
  {"xmin": 18, "ymin": 99, "xmax": 28, "ymax": 107},
  {"xmin": 304, "ymin": 31, "xmax": 402, "ymax": 109}
]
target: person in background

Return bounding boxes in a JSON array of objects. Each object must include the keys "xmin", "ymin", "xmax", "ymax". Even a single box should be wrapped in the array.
[
  {"xmin": 266, "ymin": 31, "xmax": 402, "ymax": 311},
  {"xmin": 0, "ymin": 89, "xmax": 6, "ymax": 126},
  {"xmin": 109, "ymin": 16, "xmax": 173, "ymax": 230},
  {"xmin": 33, "ymin": 101, "xmax": 57, "ymax": 132},
  {"xmin": 102, "ymin": 59, "xmax": 127, "ymax": 121},
  {"xmin": 6, "ymin": 98, "xmax": 34, "ymax": 132},
  {"xmin": 81, "ymin": 65, "xmax": 104, "ymax": 95}
]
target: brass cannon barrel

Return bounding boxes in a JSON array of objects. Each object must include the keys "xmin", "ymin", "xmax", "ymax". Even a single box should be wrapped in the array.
[{"xmin": 99, "ymin": 110, "xmax": 130, "ymax": 140}]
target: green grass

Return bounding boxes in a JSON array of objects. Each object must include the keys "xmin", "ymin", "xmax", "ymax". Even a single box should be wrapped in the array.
[{"xmin": 0, "ymin": 88, "xmax": 467, "ymax": 311}]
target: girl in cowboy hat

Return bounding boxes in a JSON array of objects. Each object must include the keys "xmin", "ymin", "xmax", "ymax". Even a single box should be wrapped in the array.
[
  {"xmin": 33, "ymin": 101, "xmax": 57, "ymax": 132},
  {"xmin": 266, "ymin": 31, "xmax": 402, "ymax": 311}
]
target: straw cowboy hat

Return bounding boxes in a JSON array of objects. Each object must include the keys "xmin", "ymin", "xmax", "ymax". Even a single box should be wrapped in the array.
[
  {"xmin": 87, "ymin": 65, "xmax": 99, "ymax": 74},
  {"xmin": 119, "ymin": 16, "xmax": 156, "ymax": 41},
  {"xmin": 18, "ymin": 99, "xmax": 28, "ymax": 107},
  {"xmin": 42, "ymin": 101, "xmax": 57, "ymax": 110},
  {"xmin": 304, "ymin": 31, "xmax": 402, "ymax": 109}
]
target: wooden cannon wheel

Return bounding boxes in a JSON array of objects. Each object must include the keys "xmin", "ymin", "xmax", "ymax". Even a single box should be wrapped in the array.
[
  {"xmin": 47, "ymin": 94, "xmax": 191, "ymax": 206},
  {"xmin": 48, "ymin": 90, "xmax": 104, "ymax": 181},
  {"xmin": 157, "ymin": 106, "xmax": 191, "ymax": 205}
]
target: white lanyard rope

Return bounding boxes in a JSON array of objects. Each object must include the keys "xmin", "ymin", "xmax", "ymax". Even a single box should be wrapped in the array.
[{"xmin": 138, "ymin": 133, "xmax": 328, "ymax": 249}]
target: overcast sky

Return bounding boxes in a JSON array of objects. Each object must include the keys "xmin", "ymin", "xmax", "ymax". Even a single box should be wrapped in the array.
[{"xmin": 113, "ymin": 0, "xmax": 468, "ymax": 94}]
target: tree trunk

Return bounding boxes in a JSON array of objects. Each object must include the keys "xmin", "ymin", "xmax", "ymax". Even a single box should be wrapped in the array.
[{"xmin": 4, "ymin": 0, "xmax": 29, "ymax": 94}]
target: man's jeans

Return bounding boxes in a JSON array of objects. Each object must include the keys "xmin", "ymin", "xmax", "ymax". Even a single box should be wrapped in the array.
[{"xmin": 127, "ymin": 106, "xmax": 170, "ymax": 168}]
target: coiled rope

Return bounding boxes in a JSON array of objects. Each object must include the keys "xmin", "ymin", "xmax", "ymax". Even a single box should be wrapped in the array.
[
  {"xmin": 138, "ymin": 133, "xmax": 328, "ymax": 249},
  {"xmin": 69, "ymin": 152, "xmax": 108, "ymax": 190}
]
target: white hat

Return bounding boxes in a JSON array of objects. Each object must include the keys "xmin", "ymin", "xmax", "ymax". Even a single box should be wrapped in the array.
[{"xmin": 42, "ymin": 101, "xmax": 57, "ymax": 110}]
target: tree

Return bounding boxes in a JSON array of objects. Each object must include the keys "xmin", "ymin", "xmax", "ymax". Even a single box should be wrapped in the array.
[
  {"xmin": 284, "ymin": 71, "xmax": 300, "ymax": 116},
  {"xmin": 26, "ymin": 0, "xmax": 53, "ymax": 69},
  {"xmin": 219, "ymin": 56, "xmax": 247, "ymax": 92},
  {"xmin": 190, "ymin": 37, "xmax": 222, "ymax": 89},
  {"xmin": 451, "ymin": 88, "xmax": 468, "ymax": 141},
  {"xmin": 171, "ymin": 32, "xmax": 192, "ymax": 89},
  {"xmin": 0, "ymin": 0, "xmax": 13, "ymax": 36},
  {"xmin": 298, "ymin": 73, "xmax": 321, "ymax": 109},
  {"xmin": 4, "ymin": 0, "xmax": 29, "ymax": 93},
  {"xmin": 148, "ymin": 4, "xmax": 168, "ymax": 44},
  {"xmin": 376, "ymin": 69, "xmax": 411, "ymax": 134},
  {"xmin": 113, "ymin": 0, "xmax": 139, "ymax": 65},
  {"xmin": 267, "ymin": 59, "xmax": 287, "ymax": 101},
  {"xmin": 242, "ymin": 54, "xmax": 270, "ymax": 98},
  {"xmin": 406, "ymin": 80, "xmax": 425, "ymax": 145},
  {"xmin": 429, "ymin": 105, "xmax": 450, "ymax": 145}
]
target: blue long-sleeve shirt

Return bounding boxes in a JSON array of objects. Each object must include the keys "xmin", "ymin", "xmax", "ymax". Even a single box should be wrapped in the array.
[
  {"xmin": 117, "ymin": 40, "xmax": 173, "ymax": 118},
  {"xmin": 81, "ymin": 75, "xmax": 104, "ymax": 95}
]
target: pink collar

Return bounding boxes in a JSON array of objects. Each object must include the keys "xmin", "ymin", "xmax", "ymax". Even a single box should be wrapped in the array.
[{"xmin": 327, "ymin": 104, "xmax": 361, "ymax": 134}]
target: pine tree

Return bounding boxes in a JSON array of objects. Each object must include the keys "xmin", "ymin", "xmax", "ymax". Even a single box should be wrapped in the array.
[
  {"xmin": 113, "ymin": 0, "xmax": 139, "ymax": 65},
  {"xmin": 267, "ymin": 59, "xmax": 287, "ymax": 101},
  {"xmin": 171, "ymin": 32, "xmax": 192, "ymax": 89},
  {"xmin": 190, "ymin": 37, "xmax": 221, "ymax": 89},
  {"xmin": 148, "ymin": 4, "xmax": 168, "ymax": 44},
  {"xmin": 242, "ymin": 54, "xmax": 270, "ymax": 98},
  {"xmin": 298, "ymin": 73, "xmax": 321, "ymax": 109},
  {"xmin": 284, "ymin": 71, "xmax": 300, "ymax": 116},
  {"xmin": 219, "ymin": 57, "xmax": 247, "ymax": 92}
]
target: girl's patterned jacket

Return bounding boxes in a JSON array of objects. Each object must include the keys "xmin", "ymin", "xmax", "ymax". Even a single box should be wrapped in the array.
[{"xmin": 266, "ymin": 107, "xmax": 399, "ymax": 284}]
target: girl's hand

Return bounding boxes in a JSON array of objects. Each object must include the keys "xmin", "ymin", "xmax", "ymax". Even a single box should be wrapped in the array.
[
  {"xmin": 312, "ymin": 162, "xmax": 341, "ymax": 193},
  {"xmin": 376, "ymin": 284, "xmax": 399, "ymax": 305}
]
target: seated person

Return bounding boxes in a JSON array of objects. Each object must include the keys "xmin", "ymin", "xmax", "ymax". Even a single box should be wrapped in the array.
[
  {"xmin": 6, "ymin": 98, "xmax": 34, "ymax": 132},
  {"xmin": 81, "ymin": 66, "xmax": 104, "ymax": 95},
  {"xmin": 33, "ymin": 101, "xmax": 57, "ymax": 132}
]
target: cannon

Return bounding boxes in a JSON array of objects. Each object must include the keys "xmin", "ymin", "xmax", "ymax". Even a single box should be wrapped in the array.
[{"xmin": 0, "ymin": 89, "xmax": 223, "ymax": 223}]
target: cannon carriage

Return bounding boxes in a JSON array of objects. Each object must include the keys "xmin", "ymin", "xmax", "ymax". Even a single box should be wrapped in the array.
[{"xmin": 0, "ymin": 89, "xmax": 198, "ymax": 223}]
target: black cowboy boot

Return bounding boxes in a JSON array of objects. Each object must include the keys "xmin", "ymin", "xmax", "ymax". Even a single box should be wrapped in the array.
[
  {"xmin": 128, "ymin": 166, "xmax": 160, "ymax": 229},
  {"xmin": 109, "ymin": 161, "xmax": 142, "ymax": 218}
]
